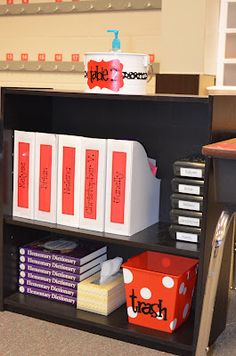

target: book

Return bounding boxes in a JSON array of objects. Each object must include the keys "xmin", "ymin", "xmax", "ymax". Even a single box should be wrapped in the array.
[
  {"xmin": 19, "ymin": 253, "xmax": 107, "ymax": 274},
  {"xmin": 19, "ymin": 237, "xmax": 107, "ymax": 266},
  {"xmin": 34, "ymin": 132, "xmax": 58, "ymax": 223},
  {"xmin": 13, "ymin": 130, "xmax": 35, "ymax": 219},
  {"xmin": 57, "ymin": 134, "xmax": 83, "ymax": 227},
  {"xmin": 19, "ymin": 262, "xmax": 103, "ymax": 282},
  {"xmin": 105, "ymin": 139, "xmax": 161, "ymax": 236},
  {"xmin": 19, "ymin": 270, "xmax": 77, "ymax": 289},
  {"xmin": 19, "ymin": 277, "xmax": 77, "ymax": 297},
  {"xmin": 19, "ymin": 285, "xmax": 77, "ymax": 306},
  {"xmin": 79, "ymin": 137, "xmax": 107, "ymax": 232}
]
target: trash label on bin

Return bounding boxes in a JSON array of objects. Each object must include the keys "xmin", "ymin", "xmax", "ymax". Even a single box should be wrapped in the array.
[{"xmin": 129, "ymin": 288, "xmax": 168, "ymax": 320}]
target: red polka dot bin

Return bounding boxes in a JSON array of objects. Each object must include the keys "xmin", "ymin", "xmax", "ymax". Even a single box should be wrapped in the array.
[{"xmin": 122, "ymin": 251, "xmax": 198, "ymax": 333}]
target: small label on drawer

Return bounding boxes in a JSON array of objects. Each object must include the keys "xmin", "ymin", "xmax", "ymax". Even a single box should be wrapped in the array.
[
  {"xmin": 176, "ymin": 232, "xmax": 198, "ymax": 243},
  {"xmin": 178, "ymin": 216, "xmax": 200, "ymax": 227},
  {"xmin": 178, "ymin": 184, "xmax": 200, "ymax": 195},
  {"xmin": 178, "ymin": 200, "xmax": 200, "ymax": 211},
  {"xmin": 180, "ymin": 167, "xmax": 202, "ymax": 178}
]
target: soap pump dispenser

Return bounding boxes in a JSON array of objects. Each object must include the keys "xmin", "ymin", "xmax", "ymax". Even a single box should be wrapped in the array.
[{"xmin": 107, "ymin": 29, "xmax": 121, "ymax": 52}]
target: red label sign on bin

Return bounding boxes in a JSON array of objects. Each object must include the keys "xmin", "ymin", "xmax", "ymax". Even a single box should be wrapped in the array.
[
  {"xmin": 86, "ymin": 60, "xmax": 124, "ymax": 92},
  {"xmin": 110, "ymin": 151, "xmax": 127, "ymax": 224},
  {"xmin": 39, "ymin": 144, "xmax": 52, "ymax": 212},
  {"xmin": 84, "ymin": 149, "xmax": 99, "ymax": 220},
  {"xmin": 62, "ymin": 146, "xmax": 75, "ymax": 216},
  {"xmin": 18, "ymin": 142, "xmax": 30, "ymax": 208}
]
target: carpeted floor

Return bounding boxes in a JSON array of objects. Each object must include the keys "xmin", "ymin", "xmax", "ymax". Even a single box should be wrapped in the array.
[
  {"xmin": 0, "ymin": 311, "xmax": 168, "ymax": 356},
  {"xmin": 0, "ymin": 291, "xmax": 236, "ymax": 356}
]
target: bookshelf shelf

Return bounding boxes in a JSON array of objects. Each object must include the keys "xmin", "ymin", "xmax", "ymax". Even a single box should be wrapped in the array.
[
  {"xmin": 4, "ymin": 216, "xmax": 200, "ymax": 258},
  {"xmin": 0, "ymin": 89, "xmax": 234, "ymax": 355}
]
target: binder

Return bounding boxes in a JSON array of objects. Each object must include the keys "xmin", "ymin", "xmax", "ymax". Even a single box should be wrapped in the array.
[
  {"xmin": 105, "ymin": 139, "xmax": 161, "ymax": 236},
  {"xmin": 171, "ymin": 193, "xmax": 204, "ymax": 212},
  {"xmin": 171, "ymin": 177, "xmax": 205, "ymax": 196},
  {"xmin": 173, "ymin": 155, "xmax": 205, "ymax": 179},
  {"xmin": 57, "ymin": 135, "xmax": 83, "ymax": 227},
  {"xmin": 79, "ymin": 137, "xmax": 107, "ymax": 232},
  {"xmin": 169, "ymin": 224, "xmax": 201, "ymax": 243},
  {"xmin": 170, "ymin": 209, "xmax": 203, "ymax": 228},
  {"xmin": 34, "ymin": 132, "xmax": 58, "ymax": 223},
  {"xmin": 13, "ymin": 130, "xmax": 35, "ymax": 219}
]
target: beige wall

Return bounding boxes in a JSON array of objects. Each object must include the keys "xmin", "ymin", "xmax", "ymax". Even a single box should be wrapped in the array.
[
  {"xmin": 160, "ymin": 0, "xmax": 220, "ymax": 74},
  {"xmin": 204, "ymin": 0, "xmax": 220, "ymax": 75},
  {"xmin": 160, "ymin": 0, "xmax": 206, "ymax": 73},
  {"xmin": 0, "ymin": 0, "xmax": 220, "ymax": 91}
]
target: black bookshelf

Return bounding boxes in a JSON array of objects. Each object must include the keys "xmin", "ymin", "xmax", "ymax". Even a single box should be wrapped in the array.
[{"xmin": 0, "ymin": 88, "xmax": 233, "ymax": 356}]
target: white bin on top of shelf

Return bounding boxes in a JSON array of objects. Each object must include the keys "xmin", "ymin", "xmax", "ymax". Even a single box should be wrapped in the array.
[
  {"xmin": 105, "ymin": 139, "xmax": 161, "ymax": 236},
  {"xmin": 84, "ymin": 30, "xmax": 149, "ymax": 95}
]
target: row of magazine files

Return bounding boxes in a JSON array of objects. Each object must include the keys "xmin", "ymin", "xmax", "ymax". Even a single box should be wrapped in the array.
[{"xmin": 13, "ymin": 131, "xmax": 161, "ymax": 236}]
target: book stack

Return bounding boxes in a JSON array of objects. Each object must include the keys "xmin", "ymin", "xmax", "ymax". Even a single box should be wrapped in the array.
[
  {"xmin": 169, "ymin": 155, "xmax": 206, "ymax": 243},
  {"xmin": 18, "ymin": 237, "xmax": 107, "ymax": 306}
]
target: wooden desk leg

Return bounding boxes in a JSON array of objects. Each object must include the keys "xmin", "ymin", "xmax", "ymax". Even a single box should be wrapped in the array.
[{"xmin": 196, "ymin": 211, "xmax": 232, "ymax": 356}]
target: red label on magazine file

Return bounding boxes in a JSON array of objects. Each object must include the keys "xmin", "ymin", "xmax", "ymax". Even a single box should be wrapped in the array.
[
  {"xmin": 84, "ymin": 150, "xmax": 99, "ymax": 220},
  {"xmin": 87, "ymin": 59, "xmax": 124, "ymax": 92},
  {"xmin": 18, "ymin": 142, "xmax": 30, "ymax": 208},
  {"xmin": 39, "ymin": 144, "xmax": 52, "ymax": 212},
  {"xmin": 110, "ymin": 151, "xmax": 127, "ymax": 224},
  {"xmin": 62, "ymin": 146, "xmax": 75, "ymax": 215}
]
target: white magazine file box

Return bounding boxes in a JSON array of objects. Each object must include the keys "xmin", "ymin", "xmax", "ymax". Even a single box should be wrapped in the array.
[
  {"xmin": 79, "ymin": 137, "xmax": 107, "ymax": 232},
  {"xmin": 57, "ymin": 134, "xmax": 83, "ymax": 227},
  {"xmin": 105, "ymin": 139, "xmax": 160, "ymax": 236},
  {"xmin": 34, "ymin": 132, "xmax": 58, "ymax": 223},
  {"xmin": 13, "ymin": 130, "xmax": 35, "ymax": 219}
]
